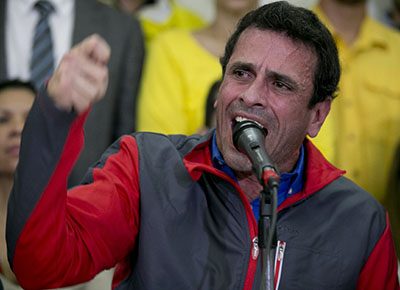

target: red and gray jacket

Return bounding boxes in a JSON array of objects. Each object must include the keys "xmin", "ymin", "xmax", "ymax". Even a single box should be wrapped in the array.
[{"xmin": 7, "ymin": 92, "xmax": 399, "ymax": 290}]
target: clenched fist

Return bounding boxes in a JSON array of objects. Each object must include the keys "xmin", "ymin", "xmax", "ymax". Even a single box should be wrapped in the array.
[{"xmin": 47, "ymin": 34, "xmax": 111, "ymax": 114}]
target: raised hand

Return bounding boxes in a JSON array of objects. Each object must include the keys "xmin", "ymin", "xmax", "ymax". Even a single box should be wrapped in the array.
[{"xmin": 47, "ymin": 34, "xmax": 111, "ymax": 114}]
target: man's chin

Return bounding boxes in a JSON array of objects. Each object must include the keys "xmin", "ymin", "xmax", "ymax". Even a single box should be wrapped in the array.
[{"xmin": 225, "ymin": 155, "xmax": 253, "ymax": 174}]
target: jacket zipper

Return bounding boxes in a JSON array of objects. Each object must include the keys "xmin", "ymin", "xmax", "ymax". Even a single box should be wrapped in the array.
[
  {"xmin": 195, "ymin": 167, "xmax": 260, "ymax": 290},
  {"xmin": 252, "ymin": 237, "xmax": 259, "ymax": 260}
]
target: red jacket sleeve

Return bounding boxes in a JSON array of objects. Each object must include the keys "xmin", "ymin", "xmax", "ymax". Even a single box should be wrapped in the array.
[
  {"xmin": 356, "ymin": 213, "xmax": 400, "ymax": 290},
  {"xmin": 7, "ymin": 93, "xmax": 140, "ymax": 290}
]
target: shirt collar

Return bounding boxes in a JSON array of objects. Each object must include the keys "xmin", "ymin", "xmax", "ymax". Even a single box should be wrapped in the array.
[
  {"xmin": 211, "ymin": 131, "xmax": 237, "ymax": 180},
  {"xmin": 20, "ymin": 0, "xmax": 73, "ymax": 15}
]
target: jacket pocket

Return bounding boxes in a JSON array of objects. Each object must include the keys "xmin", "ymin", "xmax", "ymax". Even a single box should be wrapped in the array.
[{"xmin": 278, "ymin": 245, "xmax": 343, "ymax": 290}]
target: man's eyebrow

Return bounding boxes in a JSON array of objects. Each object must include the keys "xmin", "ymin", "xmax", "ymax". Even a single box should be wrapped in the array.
[
  {"xmin": 267, "ymin": 71, "xmax": 300, "ymax": 90},
  {"xmin": 228, "ymin": 62, "xmax": 301, "ymax": 90},
  {"xmin": 229, "ymin": 61, "xmax": 255, "ymax": 71}
]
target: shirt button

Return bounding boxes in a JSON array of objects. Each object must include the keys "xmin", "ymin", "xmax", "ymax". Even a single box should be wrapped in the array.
[{"xmin": 288, "ymin": 188, "xmax": 293, "ymax": 195}]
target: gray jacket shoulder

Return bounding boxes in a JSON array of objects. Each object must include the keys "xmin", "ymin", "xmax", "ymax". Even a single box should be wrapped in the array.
[{"xmin": 133, "ymin": 132, "xmax": 207, "ymax": 158}]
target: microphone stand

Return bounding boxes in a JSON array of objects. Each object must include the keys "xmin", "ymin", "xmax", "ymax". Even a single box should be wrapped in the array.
[
  {"xmin": 230, "ymin": 120, "xmax": 280, "ymax": 290},
  {"xmin": 258, "ymin": 171, "xmax": 279, "ymax": 290}
]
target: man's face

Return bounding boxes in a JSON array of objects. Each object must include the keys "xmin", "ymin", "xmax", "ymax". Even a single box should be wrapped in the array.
[{"xmin": 216, "ymin": 28, "xmax": 330, "ymax": 174}]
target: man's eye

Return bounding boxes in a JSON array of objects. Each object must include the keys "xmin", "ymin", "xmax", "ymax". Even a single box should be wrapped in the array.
[
  {"xmin": 233, "ymin": 69, "xmax": 251, "ymax": 79},
  {"xmin": 273, "ymin": 81, "xmax": 291, "ymax": 90}
]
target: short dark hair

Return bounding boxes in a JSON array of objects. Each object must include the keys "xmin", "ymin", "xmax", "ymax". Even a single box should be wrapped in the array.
[
  {"xmin": 0, "ymin": 79, "xmax": 36, "ymax": 95},
  {"xmin": 220, "ymin": 1, "xmax": 340, "ymax": 107}
]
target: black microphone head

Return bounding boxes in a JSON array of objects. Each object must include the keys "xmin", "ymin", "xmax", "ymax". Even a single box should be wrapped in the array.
[
  {"xmin": 232, "ymin": 120, "xmax": 279, "ymax": 187},
  {"xmin": 233, "ymin": 120, "xmax": 266, "ymax": 151}
]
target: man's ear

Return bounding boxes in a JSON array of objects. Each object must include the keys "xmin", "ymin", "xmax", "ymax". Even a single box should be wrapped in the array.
[{"xmin": 307, "ymin": 98, "xmax": 332, "ymax": 138}]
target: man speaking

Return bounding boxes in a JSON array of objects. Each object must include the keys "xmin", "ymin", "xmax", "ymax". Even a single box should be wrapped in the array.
[{"xmin": 6, "ymin": 2, "xmax": 399, "ymax": 289}]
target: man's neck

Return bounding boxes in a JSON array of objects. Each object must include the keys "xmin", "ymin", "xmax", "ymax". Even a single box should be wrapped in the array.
[
  {"xmin": 237, "ymin": 172, "xmax": 263, "ymax": 202},
  {"xmin": 319, "ymin": 0, "xmax": 367, "ymax": 46}
]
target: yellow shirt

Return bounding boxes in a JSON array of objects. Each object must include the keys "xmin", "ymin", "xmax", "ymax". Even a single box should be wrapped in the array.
[
  {"xmin": 313, "ymin": 6, "xmax": 400, "ymax": 201},
  {"xmin": 137, "ymin": 29, "xmax": 222, "ymax": 135},
  {"xmin": 139, "ymin": 1, "xmax": 206, "ymax": 46}
]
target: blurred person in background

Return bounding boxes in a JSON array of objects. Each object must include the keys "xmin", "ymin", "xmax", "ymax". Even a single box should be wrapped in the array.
[
  {"xmin": 0, "ymin": 0, "xmax": 145, "ymax": 188},
  {"xmin": 113, "ymin": 0, "xmax": 206, "ymax": 45},
  {"xmin": 388, "ymin": 0, "xmax": 400, "ymax": 29},
  {"xmin": 312, "ymin": 0, "xmax": 400, "ymax": 257},
  {"xmin": 197, "ymin": 79, "xmax": 221, "ymax": 135},
  {"xmin": 113, "ymin": 0, "xmax": 154, "ymax": 13},
  {"xmin": 312, "ymin": 0, "xmax": 400, "ymax": 204},
  {"xmin": 0, "ymin": 1, "xmax": 143, "ymax": 289},
  {"xmin": 0, "ymin": 79, "xmax": 114, "ymax": 290},
  {"xmin": 0, "ymin": 80, "xmax": 35, "ymax": 290},
  {"xmin": 137, "ymin": 0, "xmax": 258, "ymax": 135}
]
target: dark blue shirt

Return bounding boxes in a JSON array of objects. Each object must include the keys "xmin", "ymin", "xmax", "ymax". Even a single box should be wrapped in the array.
[{"xmin": 210, "ymin": 131, "xmax": 305, "ymax": 220}]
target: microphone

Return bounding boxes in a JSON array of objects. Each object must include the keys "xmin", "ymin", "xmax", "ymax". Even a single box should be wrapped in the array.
[
  {"xmin": 232, "ymin": 120, "xmax": 279, "ymax": 188},
  {"xmin": 233, "ymin": 120, "xmax": 279, "ymax": 290}
]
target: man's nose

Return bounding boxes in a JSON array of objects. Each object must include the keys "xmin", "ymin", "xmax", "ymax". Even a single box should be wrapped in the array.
[{"xmin": 238, "ymin": 79, "xmax": 267, "ymax": 108}]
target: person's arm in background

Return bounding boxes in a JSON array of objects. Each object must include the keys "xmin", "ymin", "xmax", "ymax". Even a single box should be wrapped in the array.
[
  {"xmin": 137, "ymin": 32, "xmax": 189, "ymax": 134},
  {"xmin": 6, "ymin": 35, "xmax": 140, "ymax": 290},
  {"xmin": 114, "ymin": 15, "xmax": 144, "ymax": 136}
]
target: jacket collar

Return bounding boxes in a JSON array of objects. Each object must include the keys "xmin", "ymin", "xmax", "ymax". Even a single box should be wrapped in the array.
[
  {"xmin": 278, "ymin": 139, "xmax": 345, "ymax": 210},
  {"xmin": 183, "ymin": 134, "xmax": 345, "ymax": 209}
]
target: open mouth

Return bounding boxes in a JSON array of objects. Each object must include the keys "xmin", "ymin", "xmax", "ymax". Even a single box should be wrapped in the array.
[{"xmin": 232, "ymin": 116, "xmax": 268, "ymax": 136}]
